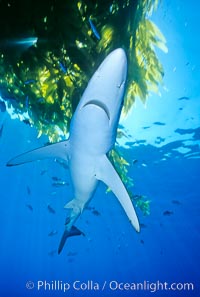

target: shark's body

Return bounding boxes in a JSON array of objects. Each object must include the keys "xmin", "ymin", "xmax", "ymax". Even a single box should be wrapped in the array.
[{"xmin": 7, "ymin": 48, "xmax": 140, "ymax": 254}]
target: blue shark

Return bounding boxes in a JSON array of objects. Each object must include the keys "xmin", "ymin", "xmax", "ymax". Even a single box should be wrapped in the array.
[{"xmin": 7, "ymin": 48, "xmax": 140, "ymax": 254}]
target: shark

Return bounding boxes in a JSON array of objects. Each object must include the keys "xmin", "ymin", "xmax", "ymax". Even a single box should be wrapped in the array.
[{"xmin": 7, "ymin": 48, "xmax": 140, "ymax": 254}]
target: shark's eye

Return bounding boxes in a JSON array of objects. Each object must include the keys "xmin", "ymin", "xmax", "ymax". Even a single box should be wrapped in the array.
[{"xmin": 82, "ymin": 100, "xmax": 110, "ymax": 120}]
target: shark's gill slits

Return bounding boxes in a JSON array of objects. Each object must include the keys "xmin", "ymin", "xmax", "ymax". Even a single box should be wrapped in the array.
[{"xmin": 82, "ymin": 100, "xmax": 110, "ymax": 120}]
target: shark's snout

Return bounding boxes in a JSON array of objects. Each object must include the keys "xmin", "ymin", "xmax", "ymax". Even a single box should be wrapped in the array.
[
  {"xmin": 98, "ymin": 48, "xmax": 127, "ymax": 85},
  {"xmin": 111, "ymin": 48, "xmax": 127, "ymax": 63}
]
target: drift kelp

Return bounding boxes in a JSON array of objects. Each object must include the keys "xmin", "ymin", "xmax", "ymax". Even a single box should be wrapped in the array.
[{"xmin": 0, "ymin": 0, "xmax": 166, "ymax": 214}]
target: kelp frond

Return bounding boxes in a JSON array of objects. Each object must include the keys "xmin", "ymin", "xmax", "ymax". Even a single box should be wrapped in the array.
[
  {"xmin": 0, "ymin": 0, "xmax": 166, "ymax": 216},
  {"xmin": 109, "ymin": 148, "xmax": 134, "ymax": 189},
  {"xmin": 123, "ymin": 0, "xmax": 167, "ymax": 116},
  {"xmin": 0, "ymin": 0, "xmax": 166, "ymax": 139}
]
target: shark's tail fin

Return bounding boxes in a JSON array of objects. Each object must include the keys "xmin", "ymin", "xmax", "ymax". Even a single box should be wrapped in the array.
[{"xmin": 58, "ymin": 226, "xmax": 84, "ymax": 254}]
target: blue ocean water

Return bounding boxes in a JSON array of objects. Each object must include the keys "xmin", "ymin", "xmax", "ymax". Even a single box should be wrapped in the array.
[{"xmin": 0, "ymin": 1, "xmax": 200, "ymax": 297}]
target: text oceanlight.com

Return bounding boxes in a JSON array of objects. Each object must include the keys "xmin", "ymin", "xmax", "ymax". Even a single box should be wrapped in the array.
[{"xmin": 25, "ymin": 280, "xmax": 195, "ymax": 293}]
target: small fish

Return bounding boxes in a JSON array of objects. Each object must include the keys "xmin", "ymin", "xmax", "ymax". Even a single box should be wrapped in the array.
[
  {"xmin": 24, "ymin": 79, "xmax": 36, "ymax": 85},
  {"xmin": 140, "ymin": 239, "xmax": 144, "ymax": 244},
  {"xmin": 89, "ymin": 18, "xmax": 100, "ymax": 40},
  {"xmin": 153, "ymin": 122, "xmax": 166, "ymax": 126},
  {"xmin": 132, "ymin": 159, "xmax": 138, "ymax": 164},
  {"xmin": 178, "ymin": 96, "xmax": 190, "ymax": 101},
  {"xmin": 132, "ymin": 194, "xmax": 143, "ymax": 200},
  {"xmin": 92, "ymin": 209, "xmax": 101, "ymax": 216},
  {"xmin": 25, "ymin": 96, "xmax": 29, "ymax": 109},
  {"xmin": 23, "ymin": 119, "xmax": 31, "ymax": 125},
  {"xmin": 172, "ymin": 200, "xmax": 181, "ymax": 205},
  {"xmin": 163, "ymin": 210, "xmax": 174, "ymax": 216},
  {"xmin": 0, "ymin": 101, "xmax": 6, "ymax": 112},
  {"xmin": 85, "ymin": 206, "xmax": 100, "ymax": 216},
  {"xmin": 52, "ymin": 176, "xmax": 61, "ymax": 181},
  {"xmin": 0, "ymin": 125, "xmax": 4, "ymax": 138},
  {"xmin": 52, "ymin": 180, "xmax": 68, "ymax": 187},
  {"xmin": 48, "ymin": 230, "xmax": 58, "ymax": 237},
  {"xmin": 26, "ymin": 204, "xmax": 33, "ymax": 211},
  {"xmin": 27, "ymin": 186, "xmax": 31, "ymax": 195},
  {"xmin": 59, "ymin": 61, "xmax": 67, "ymax": 73},
  {"xmin": 47, "ymin": 204, "xmax": 56, "ymax": 214},
  {"xmin": 55, "ymin": 159, "xmax": 68, "ymax": 169},
  {"xmin": 142, "ymin": 126, "xmax": 151, "ymax": 129}
]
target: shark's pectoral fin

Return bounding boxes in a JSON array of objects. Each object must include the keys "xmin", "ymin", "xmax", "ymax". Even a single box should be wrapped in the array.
[
  {"xmin": 7, "ymin": 140, "xmax": 70, "ymax": 166},
  {"xmin": 58, "ymin": 226, "xmax": 84, "ymax": 254},
  {"xmin": 95, "ymin": 155, "xmax": 140, "ymax": 232}
]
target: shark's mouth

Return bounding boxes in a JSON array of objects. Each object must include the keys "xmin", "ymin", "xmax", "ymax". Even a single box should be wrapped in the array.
[{"xmin": 82, "ymin": 100, "xmax": 110, "ymax": 120}]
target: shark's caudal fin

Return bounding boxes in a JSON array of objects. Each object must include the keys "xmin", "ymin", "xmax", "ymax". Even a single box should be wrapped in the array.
[
  {"xmin": 58, "ymin": 226, "xmax": 84, "ymax": 254},
  {"xmin": 95, "ymin": 155, "xmax": 140, "ymax": 232},
  {"xmin": 7, "ymin": 140, "xmax": 70, "ymax": 166}
]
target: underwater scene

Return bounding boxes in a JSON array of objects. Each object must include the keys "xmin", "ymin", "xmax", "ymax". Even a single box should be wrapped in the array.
[{"xmin": 0, "ymin": 0, "xmax": 199, "ymax": 296}]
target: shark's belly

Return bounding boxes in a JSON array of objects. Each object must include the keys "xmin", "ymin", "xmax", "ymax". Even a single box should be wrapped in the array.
[
  {"xmin": 70, "ymin": 103, "xmax": 116, "ymax": 155},
  {"xmin": 69, "ymin": 102, "xmax": 118, "ymax": 202},
  {"xmin": 69, "ymin": 152, "xmax": 99, "ymax": 202}
]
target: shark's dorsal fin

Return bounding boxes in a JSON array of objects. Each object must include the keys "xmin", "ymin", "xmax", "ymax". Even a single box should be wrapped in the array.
[
  {"xmin": 7, "ymin": 140, "xmax": 70, "ymax": 166},
  {"xmin": 95, "ymin": 155, "xmax": 140, "ymax": 232}
]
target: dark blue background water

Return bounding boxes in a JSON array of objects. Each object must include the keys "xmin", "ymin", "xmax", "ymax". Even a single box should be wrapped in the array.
[{"xmin": 0, "ymin": 1, "xmax": 199, "ymax": 296}]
